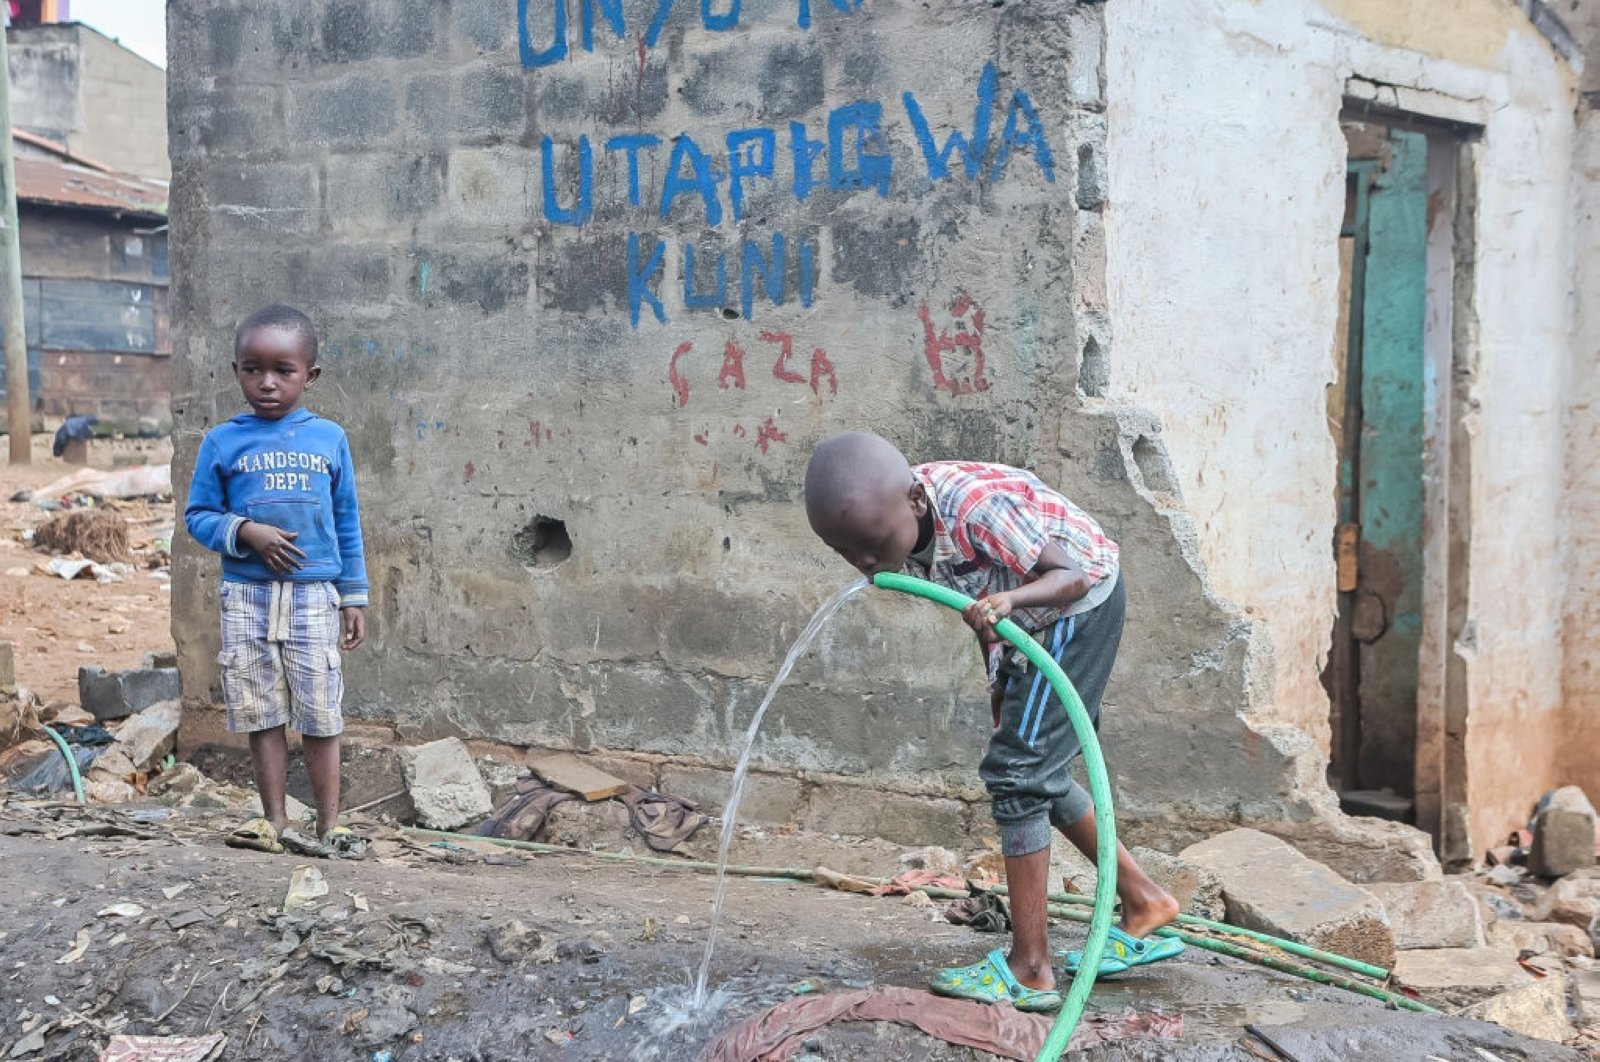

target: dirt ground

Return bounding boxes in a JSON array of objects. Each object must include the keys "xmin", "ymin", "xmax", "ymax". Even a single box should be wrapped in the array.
[
  {"xmin": 0, "ymin": 435, "xmax": 176, "ymax": 705},
  {"xmin": 0, "ymin": 797, "xmax": 1585, "ymax": 1062}
]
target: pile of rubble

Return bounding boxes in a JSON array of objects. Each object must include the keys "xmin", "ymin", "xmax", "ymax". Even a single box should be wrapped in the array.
[{"xmin": 1046, "ymin": 801, "xmax": 1599, "ymax": 1052}]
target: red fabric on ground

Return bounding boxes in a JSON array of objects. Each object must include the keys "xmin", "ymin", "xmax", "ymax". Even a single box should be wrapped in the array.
[{"xmin": 699, "ymin": 986, "xmax": 1183, "ymax": 1062}]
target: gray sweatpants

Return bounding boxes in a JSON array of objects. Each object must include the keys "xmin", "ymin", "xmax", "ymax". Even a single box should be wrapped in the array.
[{"xmin": 978, "ymin": 575, "xmax": 1125, "ymax": 857}]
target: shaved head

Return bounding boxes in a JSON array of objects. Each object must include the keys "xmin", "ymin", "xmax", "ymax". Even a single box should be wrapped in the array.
[{"xmin": 804, "ymin": 432, "xmax": 926, "ymax": 576}]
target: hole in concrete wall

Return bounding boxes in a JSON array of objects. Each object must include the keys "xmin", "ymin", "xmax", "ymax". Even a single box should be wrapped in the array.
[
  {"xmin": 1076, "ymin": 143, "xmax": 1102, "ymax": 210},
  {"xmin": 722, "ymin": 536, "xmax": 731, "ymax": 552},
  {"xmin": 511, "ymin": 516, "xmax": 572, "ymax": 569},
  {"xmin": 1079, "ymin": 336, "xmax": 1109, "ymax": 397},
  {"xmin": 1131, "ymin": 436, "xmax": 1177, "ymax": 494},
  {"xmin": 720, "ymin": 307, "xmax": 740, "ymax": 321}
]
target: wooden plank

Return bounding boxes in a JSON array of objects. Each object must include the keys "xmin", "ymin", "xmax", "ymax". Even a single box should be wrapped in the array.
[{"xmin": 528, "ymin": 754, "xmax": 628, "ymax": 802}]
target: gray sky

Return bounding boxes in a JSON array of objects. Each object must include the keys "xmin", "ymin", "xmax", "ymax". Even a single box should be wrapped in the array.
[{"xmin": 71, "ymin": 0, "xmax": 166, "ymax": 69}]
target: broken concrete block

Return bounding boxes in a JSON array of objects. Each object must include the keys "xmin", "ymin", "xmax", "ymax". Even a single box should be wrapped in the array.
[
  {"xmin": 147, "ymin": 762, "xmax": 203, "ymax": 799},
  {"xmin": 1261, "ymin": 817, "xmax": 1441, "ymax": 883},
  {"xmin": 1181, "ymin": 827, "xmax": 1394, "ymax": 967},
  {"xmin": 1392, "ymin": 946, "xmax": 1528, "ymax": 1006},
  {"xmin": 91, "ymin": 746, "xmax": 137, "ymax": 782},
  {"xmin": 1131, "ymin": 846, "xmax": 1226, "ymax": 920},
  {"xmin": 1486, "ymin": 919, "xmax": 1594, "ymax": 958},
  {"xmin": 85, "ymin": 773, "xmax": 139, "ymax": 804},
  {"xmin": 1367, "ymin": 880, "xmax": 1485, "ymax": 950},
  {"xmin": 1461, "ymin": 969, "xmax": 1574, "ymax": 1042},
  {"xmin": 143, "ymin": 649, "xmax": 179, "ymax": 670},
  {"xmin": 78, "ymin": 665, "xmax": 181, "ymax": 722},
  {"xmin": 1532, "ymin": 875, "xmax": 1600, "ymax": 928},
  {"xmin": 109, "ymin": 700, "xmax": 180, "ymax": 771},
  {"xmin": 400, "ymin": 737, "xmax": 493, "ymax": 831},
  {"xmin": 1529, "ymin": 785, "xmax": 1597, "ymax": 878}
]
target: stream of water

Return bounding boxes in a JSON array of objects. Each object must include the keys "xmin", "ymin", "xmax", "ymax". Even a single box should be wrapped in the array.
[{"xmin": 689, "ymin": 577, "xmax": 871, "ymax": 1009}]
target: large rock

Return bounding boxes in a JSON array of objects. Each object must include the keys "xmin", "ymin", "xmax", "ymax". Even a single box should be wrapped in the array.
[
  {"xmin": 1486, "ymin": 919, "xmax": 1594, "ymax": 958},
  {"xmin": 1461, "ymin": 970, "xmax": 1574, "ymax": 1043},
  {"xmin": 1260, "ymin": 816, "xmax": 1441, "ymax": 883},
  {"xmin": 1392, "ymin": 946, "xmax": 1528, "ymax": 1007},
  {"xmin": 1367, "ymin": 880, "xmax": 1484, "ymax": 950},
  {"xmin": 78, "ymin": 665, "xmax": 181, "ymax": 722},
  {"xmin": 1181, "ymin": 828, "xmax": 1394, "ymax": 967},
  {"xmin": 1528, "ymin": 786, "xmax": 1597, "ymax": 878},
  {"xmin": 110, "ymin": 700, "xmax": 181, "ymax": 771},
  {"xmin": 400, "ymin": 738, "xmax": 493, "ymax": 831},
  {"xmin": 1532, "ymin": 874, "xmax": 1600, "ymax": 928}
]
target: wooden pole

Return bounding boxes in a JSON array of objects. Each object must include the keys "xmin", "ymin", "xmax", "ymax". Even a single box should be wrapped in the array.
[{"xmin": 0, "ymin": 15, "xmax": 30, "ymax": 465}]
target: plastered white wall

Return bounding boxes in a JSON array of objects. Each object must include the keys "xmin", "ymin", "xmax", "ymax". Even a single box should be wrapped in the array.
[{"xmin": 1105, "ymin": 0, "xmax": 1575, "ymax": 855}]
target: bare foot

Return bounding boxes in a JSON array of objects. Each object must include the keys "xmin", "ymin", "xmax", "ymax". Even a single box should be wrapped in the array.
[{"xmin": 1118, "ymin": 886, "xmax": 1181, "ymax": 939}]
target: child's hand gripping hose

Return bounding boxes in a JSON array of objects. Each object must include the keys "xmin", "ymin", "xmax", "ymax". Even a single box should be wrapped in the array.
[{"xmin": 872, "ymin": 572, "xmax": 1115, "ymax": 1062}]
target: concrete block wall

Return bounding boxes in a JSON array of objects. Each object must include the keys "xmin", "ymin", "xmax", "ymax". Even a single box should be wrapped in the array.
[{"xmin": 169, "ymin": 0, "xmax": 1330, "ymax": 842}]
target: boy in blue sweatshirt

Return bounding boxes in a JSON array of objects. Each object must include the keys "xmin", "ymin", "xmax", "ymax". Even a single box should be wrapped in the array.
[{"xmin": 185, "ymin": 304, "xmax": 368, "ymax": 857}]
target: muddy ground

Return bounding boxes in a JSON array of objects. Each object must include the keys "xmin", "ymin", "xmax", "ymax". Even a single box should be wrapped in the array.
[{"xmin": 0, "ymin": 798, "xmax": 1583, "ymax": 1062}]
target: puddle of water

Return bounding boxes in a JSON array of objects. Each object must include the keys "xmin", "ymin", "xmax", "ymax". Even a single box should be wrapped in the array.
[
  {"xmin": 627, "ymin": 975, "xmax": 790, "ymax": 1060},
  {"xmin": 690, "ymin": 578, "xmax": 870, "ymax": 1009}
]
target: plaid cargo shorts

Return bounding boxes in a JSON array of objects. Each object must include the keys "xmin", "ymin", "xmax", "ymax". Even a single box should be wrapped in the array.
[{"xmin": 218, "ymin": 580, "xmax": 344, "ymax": 737}]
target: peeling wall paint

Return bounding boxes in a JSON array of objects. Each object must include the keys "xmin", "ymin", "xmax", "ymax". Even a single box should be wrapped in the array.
[{"xmin": 1107, "ymin": 0, "xmax": 1577, "ymax": 857}]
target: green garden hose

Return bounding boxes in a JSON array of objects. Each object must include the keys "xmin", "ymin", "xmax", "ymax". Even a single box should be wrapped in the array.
[
  {"xmin": 41, "ymin": 724, "xmax": 86, "ymax": 804},
  {"xmin": 872, "ymin": 571, "xmax": 1113, "ymax": 1062}
]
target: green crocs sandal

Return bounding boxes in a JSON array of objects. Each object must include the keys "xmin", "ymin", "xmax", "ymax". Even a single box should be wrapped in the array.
[
  {"xmin": 1059, "ymin": 925, "xmax": 1185, "ymax": 978},
  {"xmin": 929, "ymin": 948, "xmax": 1063, "ymax": 1013}
]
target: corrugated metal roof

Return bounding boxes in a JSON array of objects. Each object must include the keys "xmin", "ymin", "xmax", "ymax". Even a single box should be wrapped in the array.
[{"xmin": 13, "ymin": 154, "xmax": 167, "ymax": 218}]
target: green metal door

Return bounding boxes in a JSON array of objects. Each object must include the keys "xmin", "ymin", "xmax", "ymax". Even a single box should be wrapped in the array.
[{"xmin": 1330, "ymin": 126, "xmax": 1428, "ymax": 807}]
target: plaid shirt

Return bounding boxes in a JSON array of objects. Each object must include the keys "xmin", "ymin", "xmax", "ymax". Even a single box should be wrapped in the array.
[{"xmin": 907, "ymin": 462, "xmax": 1120, "ymax": 632}]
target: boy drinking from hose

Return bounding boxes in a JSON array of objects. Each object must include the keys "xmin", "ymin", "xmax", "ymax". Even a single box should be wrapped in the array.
[
  {"xmin": 803, "ymin": 432, "xmax": 1181, "ymax": 1012},
  {"xmin": 185, "ymin": 304, "xmax": 368, "ymax": 860}
]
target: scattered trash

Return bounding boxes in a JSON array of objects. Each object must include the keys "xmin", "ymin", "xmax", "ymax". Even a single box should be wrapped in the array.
[
  {"xmin": 97, "ymin": 903, "xmax": 145, "ymax": 919},
  {"xmin": 791, "ymin": 978, "xmax": 823, "ymax": 995},
  {"xmin": 43, "ymin": 557, "xmax": 130, "ymax": 583},
  {"xmin": 162, "ymin": 883, "xmax": 191, "ymax": 900},
  {"xmin": 32, "ymin": 464, "xmax": 172, "ymax": 505},
  {"xmin": 628, "ymin": 994, "xmax": 647, "ymax": 1014},
  {"xmin": 97, "ymin": 1033, "xmax": 226, "ymax": 1062},
  {"xmin": 32, "ymin": 510, "xmax": 133, "ymax": 565},
  {"xmin": 944, "ymin": 891, "xmax": 1011, "ymax": 934},
  {"xmin": 55, "ymin": 928, "xmax": 90, "ymax": 964},
  {"xmin": 347, "ymin": 890, "xmax": 369, "ymax": 912},
  {"xmin": 284, "ymin": 866, "xmax": 330, "ymax": 911},
  {"xmin": 542, "ymin": 1028, "xmax": 575, "ymax": 1046},
  {"xmin": 340, "ymin": 1008, "xmax": 370, "ymax": 1036}
]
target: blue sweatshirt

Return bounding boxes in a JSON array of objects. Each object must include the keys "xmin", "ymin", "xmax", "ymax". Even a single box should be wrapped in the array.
[{"xmin": 184, "ymin": 408, "xmax": 369, "ymax": 606}]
